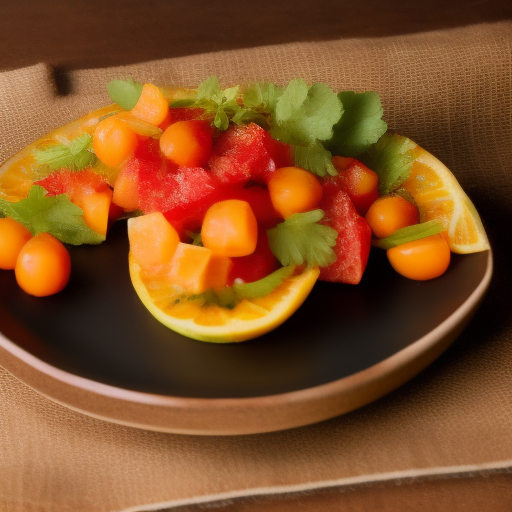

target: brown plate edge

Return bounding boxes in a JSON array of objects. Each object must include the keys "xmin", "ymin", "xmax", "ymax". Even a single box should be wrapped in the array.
[{"xmin": 0, "ymin": 250, "xmax": 493, "ymax": 436}]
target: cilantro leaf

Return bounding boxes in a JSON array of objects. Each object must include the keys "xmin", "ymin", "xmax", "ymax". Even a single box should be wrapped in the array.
[
  {"xmin": 361, "ymin": 132, "xmax": 417, "ymax": 195},
  {"xmin": 325, "ymin": 91, "xmax": 387, "ymax": 157},
  {"xmin": 172, "ymin": 76, "xmax": 241, "ymax": 130},
  {"xmin": 271, "ymin": 81, "xmax": 343, "ymax": 146},
  {"xmin": 372, "ymin": 220, "xmax": 444, "ymax": 250},
  {"xmin": 0, "ymin": 185, "xmax": 105, "ymax": 245},
  {"xmin": 294, "ymin": 142, "xmax": 337, "ymax": 177},
  {"xmin": 107, "ymin": 79, "xmax": 143, "ymax": 110},
  {"xmin": 267, "ymin": 210, "xmax": 337, "ymax": 268},
  {"xmin": 34, "ymin": 134, "xmax": 97, "ymax": 171}
]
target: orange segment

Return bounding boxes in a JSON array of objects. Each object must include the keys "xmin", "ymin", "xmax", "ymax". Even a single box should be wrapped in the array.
[
  {"xmin": 0, "ymin": 105, "xmax": 118, "ymax": 202},
  {"xmin": 400, "ymin": 142, "xmax": 490, "ymax": 254},
  {"xmin": 129, "ymin": 256, "xmax": 319, "ymax": 343}
]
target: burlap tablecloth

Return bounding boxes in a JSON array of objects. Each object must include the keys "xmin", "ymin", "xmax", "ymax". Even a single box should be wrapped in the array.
[{"xmin": 1, "ymin": 20, "xmax": 512, "ymax": 512}]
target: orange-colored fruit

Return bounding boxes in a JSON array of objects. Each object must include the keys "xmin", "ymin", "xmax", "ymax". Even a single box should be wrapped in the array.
[
  {"xmin": 15, "ymin": 233, "xmax": 71, "ymax": 296},
  {"xmin": 79, "ymin": 188, "xmax": 113, "ymax": 236},
  {"xmin": 201, "ymin": 200, "xmax": 258, "ymax": 257},
  {"xmin": 387, "ymin": 234, "xmax": 451, "ymax": 281},
  {"xmin": 167, "ymin": 243, "xmax": 231, "ymax": 294},
  {"xmin": 365, "ymin": 195, "xmax": 419, "ymax": 239},
  {"xmin": 130, "ymin": 83, "xmax": 169, "ymax": 127},
  {"xmin": 129, "ymin": 258, "xmax": 319, "ymax": 342},
  {"xmin": 128, "ymin": 212, "xmax": 180, "ymax": 274},
  {"xmin": 159, "ymin": 120, "xmax": 213, "ymax": 167},
  {"xmin": 401, "ymin": 142, "xmax": 490, "ymax": 253},
  {"xmin": 93, "ymin": 116, "xmax": 138, "ymax": 168},
  {"xmin": 112, "ymin": 164, "xmax": 139, "ymax": 211},
  {"xmin": 268, "ymin": 166, "xmax": 322, "ymax": 219},
  {"xmin": 0, "ymin": 217, "xmax": 33, "ymax": 270}
]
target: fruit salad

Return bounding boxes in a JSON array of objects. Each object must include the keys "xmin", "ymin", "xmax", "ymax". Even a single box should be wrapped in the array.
[{"xmin": 0, "ymin": 77, "xmax": 490, "ymax": 342}]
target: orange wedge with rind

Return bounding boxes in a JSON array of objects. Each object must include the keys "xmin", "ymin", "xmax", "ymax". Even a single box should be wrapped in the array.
[
  {"xmin": 129, "ymin": 254, "xmax": 319, "ymax": 343},
  {"xmin": 401, "ymin": 141, "xmax": 490, "ymax": 254}
]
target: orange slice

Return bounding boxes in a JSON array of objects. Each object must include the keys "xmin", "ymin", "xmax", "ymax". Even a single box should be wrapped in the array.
[
  {"xmin": 401, "ymin": 141, "xmax": 490, "ymax": 254},
  {"xmin": 129, "ymin": 255, "xmax": 319, "ymax": 343},
  {"xmin": 0, "ymin": 105, "xmax": 119, "ymax": 202}
]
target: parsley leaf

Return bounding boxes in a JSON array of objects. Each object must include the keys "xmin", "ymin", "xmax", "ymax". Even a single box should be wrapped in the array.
[
  {"xmin": 372, "ymin": 221, "xmax": 444, "ymax": 250},
  {"xmin": 267, "ymin": 210, "xmax": 337, "ymax": 268},
  {"xmin": 0, "ymin": 185, "xmax": 105, "ymax": 245},
  {"xmin": 361, "ymin": 132, "xmax": 417, "ymax": 195},
  {"xmin": 271, "ymin": 80, "xmax": 343, "ymax": 147},
  {"xmin": 107, "ymin": 79, "xmax": 143, "ymax": 110},
  {"xmin": 325, "ymin": 91, "xmax": 387, "ymax": 157},
  {"xmin": 294, "ymin": 142, "xmax": 337, "ymax": 177},
  {"xmin": 34, "ymin": 134, "xmax": 97, "ymax": 171},
  {"xmin": 171, "ymin": 76, "xmax": 241, "ymax": 130}
]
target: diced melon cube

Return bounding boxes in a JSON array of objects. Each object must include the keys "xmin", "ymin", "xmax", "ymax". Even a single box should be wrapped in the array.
[
  {"xmin": 113, "ymin": 163, "xmax": 139, "ymax": 211},
  {"xmin": 79, "ymin": 189, "xmax": 113, "ymax": 236},
  {"xmin": 128, "ymin": 212, "xmax": 180, "ymax": 273},
  {"xmin": 168, "ymin": 243, "xmax": 231, "ymax": 294}
]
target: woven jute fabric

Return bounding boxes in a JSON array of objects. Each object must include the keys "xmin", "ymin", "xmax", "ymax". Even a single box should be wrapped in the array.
[{"xmin": 1, "ymin": 21, "xmax": 512, "ymax": 512}]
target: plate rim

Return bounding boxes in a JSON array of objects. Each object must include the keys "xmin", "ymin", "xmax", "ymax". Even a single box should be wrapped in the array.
[{"xmin": 0, "ymin": 250, "xmax": 493, "ymax": 435}]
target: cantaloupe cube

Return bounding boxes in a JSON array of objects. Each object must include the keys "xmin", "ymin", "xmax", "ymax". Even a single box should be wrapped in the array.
[
  {"xmin": 168, "ymin": 243, "xmax": 231, "ymax": 294},
  {"xmin": 79, "ymin": 188, "xmax": 113, "ymax": 236},
  {"xmin": 113, "ymin": 164, "xmax": 139, "ymax": 211},
  {"xmin": 128, "ymin": 212, "xmax": 180, "ymax": 273}
]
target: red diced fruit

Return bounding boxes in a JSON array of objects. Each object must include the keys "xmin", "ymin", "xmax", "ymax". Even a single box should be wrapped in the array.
[
  {"xmin": 268, "ymin": 166, "xmax": 322, "ymax": 219},
  {"xmin": 160, "ymin": 120, "xmax": 213, "ymax": 167},
  {"xmin": 209, "ymin": 123, "xmax": 293, "ymax": 185},
  {"xmin": 332, "ymin": 156, "xmax": 380, "ymax": 216},
  {"xmin": 169, "ymin": 107, "xmax": 205, "ymax": 124},
  {"xmin": 319, "ymin": 180, "xmax": 372, "ymax": 285},
  {"xmin": 228, "ymin": 229, "xmax": 280, "ymax": 285}
]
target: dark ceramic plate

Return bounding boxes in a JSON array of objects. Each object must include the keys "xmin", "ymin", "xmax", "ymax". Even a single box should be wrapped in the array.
[{"xmin": 0, "ymin": 220, "xmax": 492, "ymax": 435}]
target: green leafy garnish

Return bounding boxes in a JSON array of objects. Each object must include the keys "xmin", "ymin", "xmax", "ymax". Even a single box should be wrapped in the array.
[
  {"xmin": 362, "ymin": 132, "xmax": 417, "ymax": 195},
  {"xmin": 107, "ymin": 79, "xmax": 143, "ymax": 110},
  {"xmin": 372, "ymin": 220, "xmax": 444, "ymax": 250},
  {"xmin": 325, "ymin": 91, "xmax": 387, "ymax": 157},
  {"xmin": 34, "ymin": 134, "xmax": 96, "ymax": 171},
  {"xmin": 234, "ymin": 265, "xmax": 296, "ymax": 300},
  {"xmin": 0, "ymin": 185, "xmax": 105, "ymax": 245},
  {"xmin": 192, "ymin": 266, "xmax": 296, "ymax": 308},
  {"xmin": 271, "ymin": 80, "xmax": 343, "ymax": 147},
  {"xmin": 267, "ymin": 210, "xmax": 337, "ymax": 268},
  {"xmin": 170, "ymin": 76, "xmax": 242, "ymax": 130},
  {"xmin": 294, "ymin": 141, "xmax": 337, "ymax": 177}
]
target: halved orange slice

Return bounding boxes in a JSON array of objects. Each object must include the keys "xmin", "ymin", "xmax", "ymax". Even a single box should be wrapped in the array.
[
  {"xmin": 401, "ymin": 141, "xmax": 490, "ymax": 254},
  {"xmin": 129, "ymin": 255, "xmax": 319, "ymax": 343}
]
